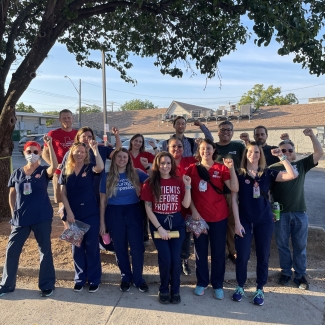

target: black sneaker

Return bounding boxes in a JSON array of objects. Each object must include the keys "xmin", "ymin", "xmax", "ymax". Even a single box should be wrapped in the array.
[
  {"xmin": 133, "ymin": 282, "xmax": 149, "ymax": 292},
  {"xmin": 88, "ymin": 285, "xmax": 99, "ymax": 293},
  {"xmin": 120, "ymin": 281, "xmax": 131, "ymax": 292},
  {"xmin": 41, "ymin": 289, "xmax": 54, "ymax": 297},
  {"xmin": 158, "ymin": 291, "xmax": 170, "ymax": 304},
  {"xmin": 278, "ymin": 274, "xmax": 291, "ymax": 286},
  {"xmin": 181, "ymin": 259, "xmax": 192, "ymax": 276},
  {"xmin": 228, "ymin": 253, "xmax": 236, "ymax": 265},
  {"xmin": 294, "ymin": 275, "xmax": 309, "ymax": 290},
  {"xmin": 170, "ymin": 293, "xmax": 181, "ymax": 304},
  {"xmin": 74, "ymin": 284, "xmax": 83, "ymax": 292}
]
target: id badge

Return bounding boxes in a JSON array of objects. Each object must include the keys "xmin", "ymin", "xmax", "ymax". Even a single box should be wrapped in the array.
[
  {"xmin": 253, "ymin": 181, "xmax": 260, "ymax": 198},
  {"xmin": 199, "ymin": 180, "xmax": 208, "ymax": 192},
  {"xmin": 23, "ymin": 183, "xmax": 32, "ymax": 195}
]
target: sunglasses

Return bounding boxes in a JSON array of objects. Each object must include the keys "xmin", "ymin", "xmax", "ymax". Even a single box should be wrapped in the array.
[
  {"xmin": 26, "ymin": 150, "xmax": 39, "ymax": 155},
  {"xmin": 170, "ymin": 145, "xmax": 183, "ymax": 149},
  {"xmin": 281, "ymin": 149, "xmax": 294, "ymax": 153},
  {"xmin": 219, "ymin": 128, "xmax": 233, "ymax": 133}
]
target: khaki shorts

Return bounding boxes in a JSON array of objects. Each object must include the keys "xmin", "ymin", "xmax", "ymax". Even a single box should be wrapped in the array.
[{"xmin": 52, "ymin": 173, "xmax": 62, "ymax": 203}]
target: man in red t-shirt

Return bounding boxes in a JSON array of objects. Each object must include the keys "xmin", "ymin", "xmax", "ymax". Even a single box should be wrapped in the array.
[{"xmin": 43, "ymin": 109, "xmax": 78, "ymax": 206}]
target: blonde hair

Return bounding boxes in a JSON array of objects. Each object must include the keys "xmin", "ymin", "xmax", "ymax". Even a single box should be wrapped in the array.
[
  {"xmin": 238, "ymin": 141, "xmax": 266, "ymax": 177},
  {"xmin": 106, "ymin": 147, "xmax": 140, "ymax": 199},
  {"xmin": 64, "ymin": 142, "xmax": 89, "ymax": 176}
]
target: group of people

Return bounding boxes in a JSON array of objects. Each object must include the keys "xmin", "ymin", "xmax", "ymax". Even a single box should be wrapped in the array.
[{"xmin": 0, "ymin": 111, "xmax": 323, "ymax": 307}]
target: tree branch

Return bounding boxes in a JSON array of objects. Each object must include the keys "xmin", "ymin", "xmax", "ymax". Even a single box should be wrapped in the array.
[{"xmin": 0, "ymin": 0, "xmax": 10, "ymax": 46}]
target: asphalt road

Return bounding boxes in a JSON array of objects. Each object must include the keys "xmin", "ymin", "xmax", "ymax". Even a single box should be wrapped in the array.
[{"xmin": 11, "ymin": 145, "xmax": 325, "ymax": 228}]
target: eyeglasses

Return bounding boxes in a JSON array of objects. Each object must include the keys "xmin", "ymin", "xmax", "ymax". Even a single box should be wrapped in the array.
[
  {"xmin": 281, "ymin": 149, "xmax": 294, "ymax": 153},
  {"xmin": 219, "ymin": 128, "xmax": 233, "ymax": 133},
  {"xmin": 26, "ymin": 150, "xmax": 39, "ymax": 155},
  {"xmin": 170, "ymin": 145, "xmax": 183, "ymax": 149}
]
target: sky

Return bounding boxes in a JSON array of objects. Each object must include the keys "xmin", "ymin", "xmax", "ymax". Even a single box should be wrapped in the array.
[{"xmin": 13, "ymin": 28, "xmax": 325, "ymax": 114}]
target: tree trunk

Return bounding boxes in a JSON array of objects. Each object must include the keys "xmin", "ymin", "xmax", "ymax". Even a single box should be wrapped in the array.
[{"xmin": 0, "ymin": 100, "xmax": 16, "ymax": 221}]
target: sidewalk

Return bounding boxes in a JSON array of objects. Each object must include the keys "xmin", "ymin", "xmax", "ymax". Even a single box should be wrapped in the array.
[{"xmin": 0, "ymin": 276, "xmax": 324, "ymax": 325}]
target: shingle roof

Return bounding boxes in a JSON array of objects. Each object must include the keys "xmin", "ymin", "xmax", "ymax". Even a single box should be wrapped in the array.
[
  {"xmin": 51, "ymin": 103, "xmax": 325, "ymax": 135},
  {"xmin": 167, "ymin": 101, "xmax": 213, "ymax": 114}
]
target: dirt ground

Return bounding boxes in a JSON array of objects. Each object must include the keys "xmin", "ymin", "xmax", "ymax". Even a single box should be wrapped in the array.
[{"xmin": 0, "ymin": 201, "xmax": 324, "ymax": 279}]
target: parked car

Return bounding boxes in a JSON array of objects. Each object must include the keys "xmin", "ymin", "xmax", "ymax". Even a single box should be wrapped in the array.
[
  {"xmin": 122, "ymin": 137, "xmax": 158, "ymax": 154},
  {"xmin": 157, "ymin": 139, "xmax": 165, "ymax": 151},
  {"xmin": 18, "ymin": 134, "xmax": 45, "ymax": 155}
]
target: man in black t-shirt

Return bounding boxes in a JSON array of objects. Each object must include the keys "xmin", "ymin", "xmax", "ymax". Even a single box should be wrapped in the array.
[{"xmin": 215, "ymin": 121, "xmax": 245, "ymax": 264}]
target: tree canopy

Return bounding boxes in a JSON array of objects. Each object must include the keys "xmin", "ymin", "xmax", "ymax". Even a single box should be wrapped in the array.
[
  {"xmin": 238, "ymin": 84, "xmax": 299, "ymax": 109},
  {"xmin": 77, "ymin": 105, "xmax": 102, "ymax": 114},
  {"xmin": 1, "ymin": 0, "xmax": 325, "ymax": 219},
  {"xmin": 120, "ymin": 99, "xmax": 157, "ymax": 111},
  {"xmin": 16, "ymin": 102, "xmax": 37, "ymax": 113}
]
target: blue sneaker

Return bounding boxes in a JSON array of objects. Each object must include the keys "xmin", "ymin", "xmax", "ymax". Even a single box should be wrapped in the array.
[
  {"xmin": 213, "ymin": 288, "xmax": 224, "ymax": 300},
  {"xmin": 194, "ymin": 286, "xmax": 207, "ymax": 296},
  {"xmin": 253, "ymin": 289, "xmax": 264, "ymax": 306},
  {"xmin": 232, "ymin": 286, "xmax": 245, "ymax": 302}
]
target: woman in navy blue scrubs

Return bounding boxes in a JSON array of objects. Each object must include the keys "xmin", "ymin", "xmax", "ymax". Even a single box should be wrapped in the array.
[
  {"xmin": 99, "ymin": 148, "xmax": 149, "ymax": 293},
  {"xmin": 0, "ymin": 136, "xmax": 58, "ymax": 298},
  {"xmin": 231, "ymin": 141, "xmax": 297, "ymax": 306},
  {"xmin": 61, "ymin": 140, "xmax": 104, "ymax": 293}
]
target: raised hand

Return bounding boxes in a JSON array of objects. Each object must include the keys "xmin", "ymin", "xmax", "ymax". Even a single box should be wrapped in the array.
[
  {"xmin": 271, "ymin": 147, "xmax": 283, "ymax": 157},
  {"xmin": 182, "ymin": 174, "xmax": 191, "ymax": 186},
  {"xmin": 280, "ymin": 133, "xmax": 290, "ymax": 140},
  {"xmin": 140, "ymin": 157, "xmax": 149, "ymax": 169},
  {"xmin": 88, "ymin": 139, "xmax": 98, "ymax": 151},
  {"xmin": 223, "ymin": 158, "xmax": 234, "ymax": 169},
  {"xmin": 111, "ymin": 127, "xmax": 119, "ymax": 135},
  {"xmin": 148, "ymin": 140, "xmax": 156, "ymax": 148},
  {"xmin": 193, "ymin": 120, "xmax": 203, "ymax": 127},
  {"xmin": 303, "ymin": 128, "xmax": 314, "ymax": 137},
  {"xmin": 43, "ymin": 134, "xmax": 52, "ymax": 145},
  {"xmin": 239, "ymin": 132, "xmax": 250, "ymax": 144}
]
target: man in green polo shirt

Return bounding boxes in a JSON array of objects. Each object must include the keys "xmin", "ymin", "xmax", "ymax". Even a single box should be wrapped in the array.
[
  {"xmin": 215, "ymin": 120, "xmax": 245, "ymax": 264},
  {"xmin": 270, "ymin": 128, "xmax": 323, "ymax": 290}
]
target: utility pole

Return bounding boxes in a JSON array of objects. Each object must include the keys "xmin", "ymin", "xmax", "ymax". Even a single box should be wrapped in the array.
[{"xmin": 102, "ymin": 50, "xmax": 109, "ymax": 143}]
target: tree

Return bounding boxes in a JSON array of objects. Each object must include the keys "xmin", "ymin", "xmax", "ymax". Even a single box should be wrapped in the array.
[
  {"xmin": 43, "ymin": 110, "xmax": 60, "ymax": 126},
  {"xmin": 238, "ymin": 84, "xmax": 299, "ymax": 109},
  {"xmin": 120, "ymin": 99, "xmax": 157, "ymax": 111},
  {"xmin": 76, "ymin": 105, "xmax": 102, "ymax": 114},
  {"xmin": 0, "ymin": 1, "xmax": 325, "ymax": 219},
  {"xmin": 16, "ymin": 102, "xmax": 37, "ymax": 113}
]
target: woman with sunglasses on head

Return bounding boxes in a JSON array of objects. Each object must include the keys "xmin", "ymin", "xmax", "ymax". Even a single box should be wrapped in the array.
[
  {"xmin": 61, "ymin": 140, "xmax": 104, "ymax": 293},
  {"xmin": 99, "ymin": 148, "xmax": 149, "ymax": 293},
  {"xmin": 185, "ymin": 138, "xmax": 238, "ymax": 300},
  {"xmin": 0, "ymin": 136, "xmax": 57, "ymax": 298},
  {"xmin": 231, "ymin": 141, "xmax": 297, "ymax": 306},
  {"xmin": 167, "ymin": 137, "xmax": 196, "ymax": 276},
  {"xmin": 271, "ymin": 129, "xmax": 323, "ymax": 291},
  {"xmin": 141, "ymin": 152, "xmax": 191, "ymax": 304}
]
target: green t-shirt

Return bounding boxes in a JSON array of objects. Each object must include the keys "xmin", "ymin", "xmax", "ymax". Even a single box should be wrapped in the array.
[
  {"xmin": 215, "ymin": 141, "xmax": 245, "ymax": 194},
  {"xmin": 270, "ymin": 154, "xmax": 317, "ymax": 212}
]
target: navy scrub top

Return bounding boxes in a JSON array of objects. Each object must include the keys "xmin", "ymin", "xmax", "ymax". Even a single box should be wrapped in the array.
[
  {"xmin": 237, "ymin": 168, "xmax": 279, "ymax": 224},
  {"xmin": 61, "ymin": 163, "xmax": 100, "ymax": 221},
  {"xmin": 8, "ymin": 165, "xmax": 53, "ymax": 227}
]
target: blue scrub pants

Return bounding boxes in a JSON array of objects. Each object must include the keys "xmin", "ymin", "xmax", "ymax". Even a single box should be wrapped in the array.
[
  {"xmin": 194, "ymin": 218, "xmax": 228, "ymax": 289},
  {"xmin": 235, "ymin": 219, "xmax": 274, "ymax": 289},
  {"xmin": 149, "ymin": 212, "xmax": 185, "ymax": 294},
  {"xmin": 73, "ymin": 215, "xmax": 101, "ymax": 286},
  {"xmin": 105, "ymin": 203, "xmax": 145, "ymax": 287},
  {"xmin": 0, "ymin": 219, "xmax": 55, "ymax": 292}
]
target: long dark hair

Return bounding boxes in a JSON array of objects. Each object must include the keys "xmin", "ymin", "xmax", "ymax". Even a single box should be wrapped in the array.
[
  {"xmin": 129, "ymin": 133, "xmax": 145, "ymax": 152},
  {"xmin": 147, "ymin": 151, "xmax": 178, "ymax": 200},
  {"xmin": 194, "ymin": 138, "xmax": 218, "ymax": 161}
]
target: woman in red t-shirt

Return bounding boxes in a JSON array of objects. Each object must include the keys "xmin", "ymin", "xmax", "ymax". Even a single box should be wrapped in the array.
[
  {"xmin": 141, "ymin": 152, "xmax": 191, "ymax": 304},
  {"xmin": 128, "ymin": 134, "xmax": 158, "ymax": 173},
  {"xmin": 185, "ymin": 138, "xmax": 238, "ymax": 300},
  {"xmin": 167, "ymin": 137, "xmax": 196, "ymax": 276},
  {"xmin": 129, "ymin": 133, "xmax": 158, "ymax": 245}
]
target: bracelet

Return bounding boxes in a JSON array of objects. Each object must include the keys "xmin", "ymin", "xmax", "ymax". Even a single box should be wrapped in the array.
[
  {"xmin": 280, "ymin": 155, "xmax": 287, "ymax": 161},
  {"xmin": 157, "ymin": 225, "xmax": 162, "ymax": 230},
  {"xmin": 153, "ymin": 147, "xmax": 157, "ymax": 150},
  {"xmin": 145, "ymin": 165, "xmax": 150, "ymax": 170},
  {"xmin": 185, "ymin": 185, "xmax": 191, "ymax": 189}
]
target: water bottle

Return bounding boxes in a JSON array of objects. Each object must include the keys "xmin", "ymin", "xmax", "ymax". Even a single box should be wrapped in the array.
[{"xmin": 272, "ymin": 202, "xmax": 282, "ymax": 221}]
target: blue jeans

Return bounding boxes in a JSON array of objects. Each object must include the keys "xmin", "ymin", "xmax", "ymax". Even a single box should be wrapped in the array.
[{"xmin": 274, "ymin": 212, "xmax": 308, "ymax": 279}]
